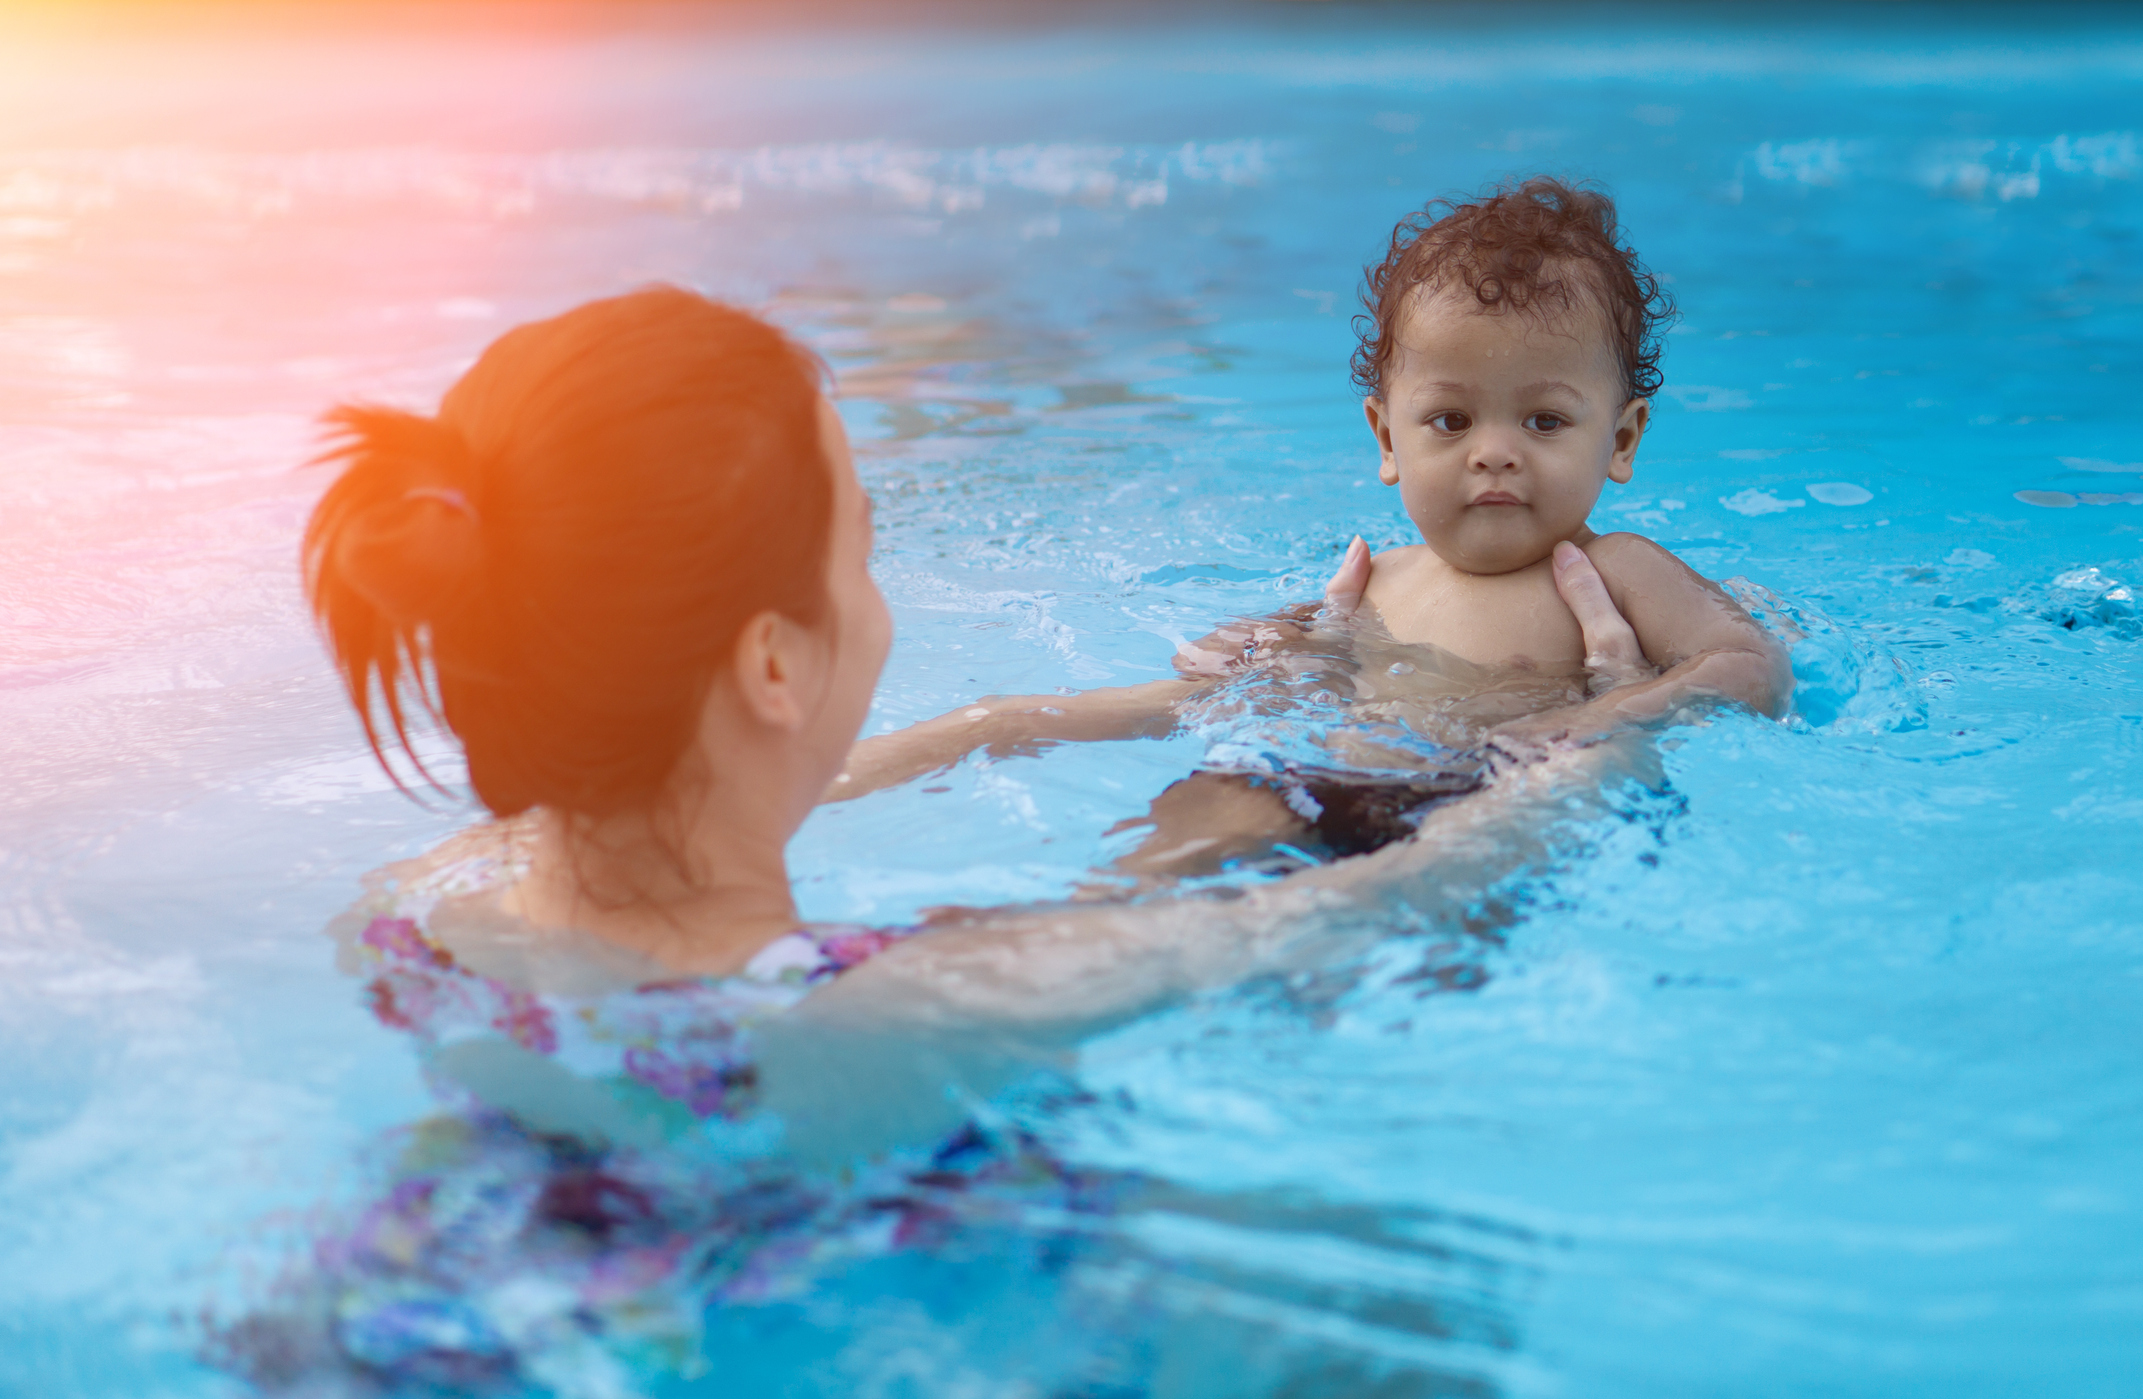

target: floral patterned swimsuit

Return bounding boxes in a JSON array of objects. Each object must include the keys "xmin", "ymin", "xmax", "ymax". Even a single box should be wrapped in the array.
[{"xmin": 237, "ymin": 846, "xmax": 1110, "ymax": 1398}]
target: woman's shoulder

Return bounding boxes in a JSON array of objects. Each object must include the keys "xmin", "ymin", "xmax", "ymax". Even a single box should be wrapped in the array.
[
  {"xmin": 325, "ymin": 817, "xmax": 538, "ymax": 980},
  {"xmin": 331, "ymin": 823, "xmax": 914, "ymax": 1029},
  {"xmin": 330, "ymin": 838, "xmax": 916, "ymax": 1130},
  {"xmin": 385, "ymin": 817, "xmax": 539, "ymax": 897},
  {"xmin": 330, "ymin": 817, "xmax": 535, "ymax": 936}
]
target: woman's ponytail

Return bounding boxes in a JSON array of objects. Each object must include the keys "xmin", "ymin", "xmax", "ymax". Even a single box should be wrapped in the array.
[
  {"xmin": 303, "ymin": 405, "xmax": 487, "ymax": 788},
  {"xmin": 301, "ymin": 288, "xmax": 832, "ymax": 820}
]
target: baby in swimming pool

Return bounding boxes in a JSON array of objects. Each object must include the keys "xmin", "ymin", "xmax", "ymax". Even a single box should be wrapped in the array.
[
  {"xmin": 1224, "ymin": 175, "xmax": 1783, "ymax": 733},
  {"xmin": 837, "ymin": 177, "xmax": 1788, "ymax": 877}
]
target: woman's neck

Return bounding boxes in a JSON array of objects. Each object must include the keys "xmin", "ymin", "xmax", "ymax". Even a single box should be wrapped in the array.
[{"xmin": 508, "ymin": 801, "xmax": 801, "ymax": 977}]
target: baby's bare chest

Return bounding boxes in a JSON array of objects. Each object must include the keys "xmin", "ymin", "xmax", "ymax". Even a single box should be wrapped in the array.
[{"xmin": 1367, "ymin": 564, "xmax": 1586, "ymax": 670}]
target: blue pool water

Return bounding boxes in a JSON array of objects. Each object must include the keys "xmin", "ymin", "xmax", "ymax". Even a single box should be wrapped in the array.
[{"xmin": 2, "ymin": 4, "xmax": 2141, "ymax": 1394}]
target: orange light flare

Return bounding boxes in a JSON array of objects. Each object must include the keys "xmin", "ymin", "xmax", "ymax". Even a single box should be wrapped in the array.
[{"xmin": 0, "ymin": 1, "xmax": 757, "ymax": 677}]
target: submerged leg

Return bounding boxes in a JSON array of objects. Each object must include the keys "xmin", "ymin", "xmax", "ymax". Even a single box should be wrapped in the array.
[{"xmin": 1085, "ymin": 771, "xmax": 1313, "ymax": 895}]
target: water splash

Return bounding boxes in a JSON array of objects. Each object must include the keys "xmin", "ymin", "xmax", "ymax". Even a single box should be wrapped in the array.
[
  {"xmin": 1724, "ymin": 577, "xmax": 1927, "ymax": 734},
  {"xmin": 2016, "ymin": 565, "xmax": 2142, "ymax": 637}
]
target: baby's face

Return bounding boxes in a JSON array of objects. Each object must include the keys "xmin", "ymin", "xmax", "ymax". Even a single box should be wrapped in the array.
[{"xmin": 1367, "ymin": 285, "xmax": 1648, "ymax": 576}]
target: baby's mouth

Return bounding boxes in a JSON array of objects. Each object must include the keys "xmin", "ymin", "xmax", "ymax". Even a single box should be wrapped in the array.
[{"xmin": 1471, "ymin": 490, "xmax": 1525, "ymax": 507}]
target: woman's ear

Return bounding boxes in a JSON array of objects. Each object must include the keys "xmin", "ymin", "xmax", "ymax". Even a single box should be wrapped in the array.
[
  {"xmin": 728, "ymin": 610, "xmax": 811, "ymax": 731},
  {"xmin": 1364, "ymin": 397, "xmax": 1401, "ymax": 486},
  {"xmin": 1608, "ymin": 397, "xmax": 1649, "ymax": 485}
]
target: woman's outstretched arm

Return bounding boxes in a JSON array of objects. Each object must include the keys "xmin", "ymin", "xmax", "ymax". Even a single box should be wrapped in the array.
[
  {"xmin": 822, "ymin": 541, "xmax": 1383, "ymax": 804},
  {"xmin": 761, "ymin": 733, "xmax": 1649, "ymax": 1162},
  {"xmin": 816, "ymin": 735, "xmax": 1645, "ymax": 1029},
  {"xmin": 823, "ymin": 677, "xmax": 1207, "ymax": 802}
]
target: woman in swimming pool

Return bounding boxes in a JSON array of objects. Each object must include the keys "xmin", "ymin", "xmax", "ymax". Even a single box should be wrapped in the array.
[
  {"xmin": 309, "ymin": 285, "xmax": 887, "ymax": 979},
  {"xmin": 234, "ymin": 286, "xmax": 1653, "ymax": 1390}
]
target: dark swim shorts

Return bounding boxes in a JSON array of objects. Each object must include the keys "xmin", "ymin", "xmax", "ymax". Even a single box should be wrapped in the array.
[{"xmin": 1246, "ymin": 761, "xmax": 1489, "ymax": 859}]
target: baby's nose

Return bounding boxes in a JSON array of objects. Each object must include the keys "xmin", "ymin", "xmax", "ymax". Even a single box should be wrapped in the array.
[{"xmin": 1466, "ymin": 426, "xmax": 1525, "ymax": 472}]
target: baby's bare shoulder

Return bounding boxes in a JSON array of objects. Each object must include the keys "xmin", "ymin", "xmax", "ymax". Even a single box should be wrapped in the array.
[
  {"xmin": 1581, "ymin": 531, "xmax": 1709, "ymax": 590},
  {"xmin": 1580, "ymin": 530, "xmax": 1774, "ymax": 666},
  {"xmin": 1582, "ymin": 529, "xmax": 1672, "ymax": 566}
]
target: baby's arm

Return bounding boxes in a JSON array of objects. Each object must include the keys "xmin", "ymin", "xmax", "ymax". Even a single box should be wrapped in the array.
[{"xmin": 1501, "ymin": 534, "xmax": 1790, "ymax": 748}]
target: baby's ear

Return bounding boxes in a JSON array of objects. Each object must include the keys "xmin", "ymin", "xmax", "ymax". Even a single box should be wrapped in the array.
[
  {"xmin": 1363, "ymin": 398, "xmax": 1401, "ymax": 485},
  {"xmin": 1608, "ymin": 397, "xmax": 1649, "ymax": 484}
]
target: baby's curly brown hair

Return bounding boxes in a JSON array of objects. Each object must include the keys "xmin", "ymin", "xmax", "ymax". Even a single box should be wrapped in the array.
[{"xmin": 1351, "ymin": 176, "xmax": 1676, "ymax": 402}]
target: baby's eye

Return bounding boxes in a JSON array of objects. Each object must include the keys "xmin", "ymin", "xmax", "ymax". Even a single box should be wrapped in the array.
[
  {"xmin": 1525, "ymin": 412, "xmax": 1566, "ymax": 433},
  {"xmin": 1427, "ymin": 411, "xmax": 1470, "ymax": 434}
]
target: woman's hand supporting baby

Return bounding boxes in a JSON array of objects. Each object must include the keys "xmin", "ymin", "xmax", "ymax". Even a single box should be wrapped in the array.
[
  {"xmin": 1319, "ymin": 533, "xmax": 1655, "ymax": 688},
  {"xmin": 1324, "ymin": 534, "xmax": 1787, "ymax": 763},
  {"xmin": 1323, "ymin": 534, "xmax": 1374, "ymax": 614},
  {"xmin": 1488, "ymin": 536, "xmax": 1790, "ymax": 758},
  {"xmin": 1548, "ymin": 540, "xmax": 1657, "ymax": 691}
]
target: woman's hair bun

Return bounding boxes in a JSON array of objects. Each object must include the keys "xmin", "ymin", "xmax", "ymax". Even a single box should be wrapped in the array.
[
  {"xmin": 302, "ymin": 287, "xmax": 833, "ymax": 817},
  {"xmin": 308, "ymin": 405, "xmax": 485, "ymax": 628}
]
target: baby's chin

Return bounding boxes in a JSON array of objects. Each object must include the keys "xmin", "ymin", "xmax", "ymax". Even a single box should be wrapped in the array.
[{"xmin": 1419, "ymin": 528, "xmax": 1563, "ymax": 578}]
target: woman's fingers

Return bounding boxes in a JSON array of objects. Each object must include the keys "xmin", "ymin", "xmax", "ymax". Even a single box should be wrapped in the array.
[
  {"xmin": 1322, "ymin": 535, "xmax": 1372, "ymax": 616},
  {"xmin": 1552, "ymin": 541, "xmax": 1651, "ymax": 689}
]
